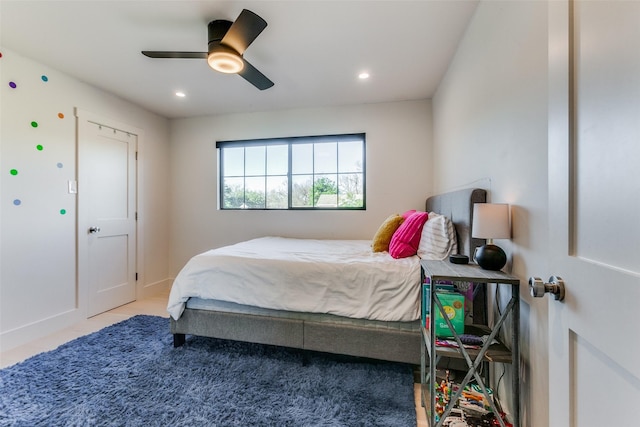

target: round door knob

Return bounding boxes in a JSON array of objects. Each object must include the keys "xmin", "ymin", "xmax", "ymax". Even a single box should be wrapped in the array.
[
  {"xmin": 88, "ymin": 226, "xmax": 101, "ymax": 234},
  {"xmin": 528, "ymin": 276, "xmax": 565, "ymax": 301},
  {"xmin": 529, "ymin": 277, "xmax": 546, "ymax": 298}
]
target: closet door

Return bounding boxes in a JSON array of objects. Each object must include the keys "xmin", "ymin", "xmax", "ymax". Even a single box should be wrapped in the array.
[{"xmin": 77, "ymin": 110, "xmax": 138, "ymax": 317}]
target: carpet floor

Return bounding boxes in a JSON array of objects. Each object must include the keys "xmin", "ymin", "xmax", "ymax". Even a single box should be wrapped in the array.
[{"xmin": 0, "ymin": 315, "xmax": 416, "ymax": 426}]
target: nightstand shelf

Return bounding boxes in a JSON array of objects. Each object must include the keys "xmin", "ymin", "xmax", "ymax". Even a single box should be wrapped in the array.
[
  {"xmin": 420, "ymin": 260, "xmax": 520, "ymax": 427},
  {"xmin": 421, "ymin": 324, "xmax": 512, "ymax": 364}
]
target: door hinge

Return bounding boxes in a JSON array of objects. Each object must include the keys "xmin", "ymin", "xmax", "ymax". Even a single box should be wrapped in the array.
[
  {"xmin": 135, "ymin": 151, "xmax": 138, "ymax": 160},
  {"xmin": 135, "ymin": 273, "xmax": 138, "ymax": 281},
  {"xmin": 135, "ymin": 212, "xmax": 138, "ymax": 221}
]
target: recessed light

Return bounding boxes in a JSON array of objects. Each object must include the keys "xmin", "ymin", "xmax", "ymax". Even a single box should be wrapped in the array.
[
  {"xmin": 358, "ymin": 72, "xmax": 370, "ymax": 80},
  {"xmin": 175, "ymin": 91, "xmax": 186, "ymax": 97}
]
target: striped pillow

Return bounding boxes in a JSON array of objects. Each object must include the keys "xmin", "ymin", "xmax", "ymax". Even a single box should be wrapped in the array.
[{"xmin": 417, "ymin": 212, "xmax": 458, "ymax": 260}]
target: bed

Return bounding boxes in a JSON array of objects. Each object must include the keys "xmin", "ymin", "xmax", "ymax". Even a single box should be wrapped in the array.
[{"xmin": 169, "ymin": 188, "xmax": 487, "ymax": 365}]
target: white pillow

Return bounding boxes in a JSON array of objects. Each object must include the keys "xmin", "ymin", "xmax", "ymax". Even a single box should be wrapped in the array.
[{"xmin": 417, "ymin": 212, "xmax": 458, "ymax": 260}]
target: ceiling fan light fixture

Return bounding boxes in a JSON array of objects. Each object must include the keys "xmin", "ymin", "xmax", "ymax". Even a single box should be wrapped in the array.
[
  {"xmin": 207, "ymin": 46, "xmax": 244, "ymax": 74},
  {"xmin": 142, "ymin": 9, "xmax": 273, "ymax": 89}
]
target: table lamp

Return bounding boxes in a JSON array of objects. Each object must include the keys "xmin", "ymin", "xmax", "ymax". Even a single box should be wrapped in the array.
[{"xmin": 472, "ymin": 203, "xmax": 510, "ymax": 270}]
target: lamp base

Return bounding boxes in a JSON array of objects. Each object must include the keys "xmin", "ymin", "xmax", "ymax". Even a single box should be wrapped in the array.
[{"xmin": 474, "ymin": 244, "xmax": 507, "ymax": 271}]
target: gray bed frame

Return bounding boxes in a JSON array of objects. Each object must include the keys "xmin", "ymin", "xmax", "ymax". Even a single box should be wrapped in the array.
[{"xmin": 170, "ymin": 188, "xmax": 487, "ymax": 365}]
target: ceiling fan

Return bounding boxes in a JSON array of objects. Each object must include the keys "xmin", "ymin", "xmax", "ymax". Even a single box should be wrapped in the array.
[{"xmin": 142, "ymin": 9, "xmax": 274, "ymax": 90}]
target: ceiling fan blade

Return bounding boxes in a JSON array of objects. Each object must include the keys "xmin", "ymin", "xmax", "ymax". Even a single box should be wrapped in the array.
[
  {"xmin": 142, "ymin": 51, "xmax": 207, "ymax": 59},
  {"xmin": 220, "ymin": 9, "xmax": 267, "ymax": 55},
  {"xmin": 238, "ymin": 58, "xmax": 274, "ymax": 90}
]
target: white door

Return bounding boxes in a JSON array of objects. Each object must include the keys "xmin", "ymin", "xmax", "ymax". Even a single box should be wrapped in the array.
[
  {"xmin": 547, "ymin": 1, "xmax": 640, "ymax": 426},
  {"xmin": 77, "ymin": 110, "xmax": 138, "ymax": 317}
]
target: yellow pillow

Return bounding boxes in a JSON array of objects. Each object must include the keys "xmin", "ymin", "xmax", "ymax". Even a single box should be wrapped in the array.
[{"xmin": 371, "ymin": 214, "xmax": 405, "ymax": 252}]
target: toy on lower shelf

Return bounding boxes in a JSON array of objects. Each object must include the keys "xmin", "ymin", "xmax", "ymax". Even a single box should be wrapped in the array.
[{"xmin": 433, "ymin": 375, "xmax": 514, "ymax": 427}]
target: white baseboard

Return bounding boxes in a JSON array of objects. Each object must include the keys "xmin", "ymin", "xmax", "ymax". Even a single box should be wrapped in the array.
[
  {"xmin": 137, "ymin": 277, "xmax": 173, "ymax": 300},
  {"xmin": 1, "ymin": 278, "xmax": 174, "ymax": 354},
  {"xmin": 0, "ymin": 308, "xmax": 85, "ymax": 353}
]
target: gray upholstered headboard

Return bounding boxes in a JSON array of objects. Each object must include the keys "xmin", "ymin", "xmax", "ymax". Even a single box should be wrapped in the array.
[{"xmin": 425, "ymin": 188, "xmax": 487, "ymax": 258}]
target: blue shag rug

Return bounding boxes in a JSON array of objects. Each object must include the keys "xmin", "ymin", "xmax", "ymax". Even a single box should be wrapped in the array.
[{"xmin": 0, "ymin": 315, "xmax": 416, "ymax": 426}]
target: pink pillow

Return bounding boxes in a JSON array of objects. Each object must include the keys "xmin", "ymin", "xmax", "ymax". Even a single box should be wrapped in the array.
[
  {"xmin": 389, "ymin": 211, "xmax": 429, "ymax": 258},
  {"xmin": 401, "ymin": 209, "xmax": 416, "ymax": 219}
]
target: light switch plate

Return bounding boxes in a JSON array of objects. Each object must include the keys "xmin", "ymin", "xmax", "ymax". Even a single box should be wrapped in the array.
[{"xmin": 68, "ymin": 180, "xmax": 78, "ymax": 194}]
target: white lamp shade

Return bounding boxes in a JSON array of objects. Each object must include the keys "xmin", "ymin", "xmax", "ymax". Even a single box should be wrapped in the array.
[{"xmin": 472, "ymin": 203, "xmax": 510, "ymax": 239}]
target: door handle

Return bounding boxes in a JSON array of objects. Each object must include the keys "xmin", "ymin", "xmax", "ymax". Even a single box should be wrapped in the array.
[
  {"xmin": 88, "ymin": 226, "xmax": 101, "ymax": 234},
  {"xmin": 528, "ymin": 276, "xmax": 565, "ymax": 301}
]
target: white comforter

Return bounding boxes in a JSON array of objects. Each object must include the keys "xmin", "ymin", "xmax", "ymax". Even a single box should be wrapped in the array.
[{"xmin": 167, "ymin": 237, "xmax": 421, "ymax": 322}]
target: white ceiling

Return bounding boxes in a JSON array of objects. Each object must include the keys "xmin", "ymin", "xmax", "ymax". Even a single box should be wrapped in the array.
[{"xmin": 0, "ymin": 0, "xmax": 478, "ymax": 119}]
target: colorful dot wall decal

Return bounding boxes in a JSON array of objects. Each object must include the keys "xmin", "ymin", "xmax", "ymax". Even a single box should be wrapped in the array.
[
  {"xmin": 10, "ymin": 169, "xmax": 18, "ymax": 176},
  {"xmin": 31, "ymin": 121, "xmax": 38, "ymax": 128},
  {"xmin": 41, "ymin": 75, "xmax": 48, "ymax": 82},
  {"xmin": 57, "ymin": 162, "xmax": 64, "ymax": 168},
  {"xmin": 9, "ymin": 81, "xmax": 16, "ymax": 88},
  {"xmin": 60, "ymin": 209, "xmax": 67, "ymax": 215},
  {"xmin": 13, "ymin": 199, "xmax": 21, "ymax": 206},
  {"xmin": 58, "ymin": 113, "xmax": 64, "ymax": 119},
  {"xmin": 36, "ymin": 144, "xmax": 44, "ymax": 151}
]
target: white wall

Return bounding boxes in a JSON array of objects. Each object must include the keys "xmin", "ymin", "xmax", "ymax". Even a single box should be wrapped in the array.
[
  {"xmin": 432, "ymin": 2, "xmax": 549, "ymax": 427},
  {"xmin": 168, "ymin": 100, "xmax": 433, "ymax": 274},
  {"xmin": 0, "ymin": 48, "xmax": 172, "ymax": 350}
]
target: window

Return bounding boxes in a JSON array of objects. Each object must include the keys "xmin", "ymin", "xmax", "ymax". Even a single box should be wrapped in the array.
[{"xmin": 217, "ymin": 134, "xmax": 365, "ymax": 210}]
